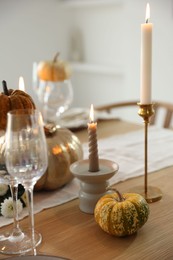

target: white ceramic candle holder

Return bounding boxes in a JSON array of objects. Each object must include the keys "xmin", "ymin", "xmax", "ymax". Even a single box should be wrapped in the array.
[{"xmin": 70, "ymin": 159, "xmax": 119, "ymax": 214}]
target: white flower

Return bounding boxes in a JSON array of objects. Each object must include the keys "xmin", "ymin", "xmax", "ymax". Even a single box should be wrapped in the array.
[
  {"xmin": 1, "ymin": 197, "xmax": 23, "ymax": 218},
  {"xmin": 0, "ymin": 184, "xmax": 8, "ymax": 196}
]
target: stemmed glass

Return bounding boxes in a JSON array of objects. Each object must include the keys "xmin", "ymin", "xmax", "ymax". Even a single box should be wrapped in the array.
[
  {"xmin": 0, "ymin": 135, "xmax": 42, "ymax": 255},
  {"xmin": 5, "ymin": 109, "xmax": 48, "ymax": 255},
  {"xmin": 32, "ymin": 62, "xmax": 73, "ymax": 125},
  {"xmin": 0, "ymin": 167, "xmax": 42, "ymax": 255},
  {"xmin": 38, "ymin": 80, "xmax": 73, "ymax": 125}
]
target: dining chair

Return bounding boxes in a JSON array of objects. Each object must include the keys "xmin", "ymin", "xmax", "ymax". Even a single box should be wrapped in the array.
[{"xmin": 96, "ymin": 100, "xmax": 173, "ymax": 129}]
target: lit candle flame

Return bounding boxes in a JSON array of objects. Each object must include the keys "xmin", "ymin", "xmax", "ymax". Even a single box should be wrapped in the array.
[
  {"xmin": 145, "ymin": 3, "xmax": 150, "ymax": 23},
  {"xmin": 19, "ymin": 76, "xmax": 25, "ymax": 91},
  {"xmin": 89, "ymin": 104, "xmax": 94, "ymax": 123}
]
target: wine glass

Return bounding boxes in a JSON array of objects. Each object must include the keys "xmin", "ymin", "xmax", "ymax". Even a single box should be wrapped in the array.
[
  {"xmin": 0, "ymin": 137, "xmax": 42, "ymax": 255},
  {"xmin": 32, "ymin": 62, "xmax": 73, "ymax": 125},
  {"xmin": 0, "ymin": 168, "xmax": 43, "ymax": 254},
  {"xmin": 5, "ymin": 109, "xmax": 48, "ymax": 255}
]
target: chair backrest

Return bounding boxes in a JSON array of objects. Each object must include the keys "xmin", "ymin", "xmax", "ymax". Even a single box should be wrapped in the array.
[
  {"xmin": 96, "ymin": 101, "xmax": 173, "ymax": 129},
  {"xmin": 150, "ymin": 101, "xmax": 173, "ymax": 128}
]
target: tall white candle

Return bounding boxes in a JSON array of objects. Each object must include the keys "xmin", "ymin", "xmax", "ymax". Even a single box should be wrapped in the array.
[{"xmin": 140, "ymin": 3, "xmax": 153, "ymax": 104}]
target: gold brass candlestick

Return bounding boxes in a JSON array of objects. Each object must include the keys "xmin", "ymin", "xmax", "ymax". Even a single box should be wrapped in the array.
[{"xmin": 135, "ymin": 103, "xmax": 162, "ymax": 203}]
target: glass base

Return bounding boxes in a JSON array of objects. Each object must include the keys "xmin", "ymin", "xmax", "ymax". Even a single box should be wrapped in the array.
[
  {"xmin": 129, "ymin": 185, "xmax": 162, "ymax": 203},
  {"xmin": 0, "ymin": 229, "xmax": 42, "ymax": 255}
]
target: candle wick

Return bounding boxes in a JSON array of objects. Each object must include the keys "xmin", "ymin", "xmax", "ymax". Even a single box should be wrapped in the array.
[{"xmin": 146, "ymin": 18, "xmax": 149, "ymax": 24}]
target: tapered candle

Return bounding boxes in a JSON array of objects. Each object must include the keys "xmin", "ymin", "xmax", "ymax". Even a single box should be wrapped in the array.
[
  {"xmin": 88, "ymin": 104, "xmax": 99, "ymax": 172},
  {"xmin": 140, "ymin": 3, "xmax": 153, "ymax": 104}
]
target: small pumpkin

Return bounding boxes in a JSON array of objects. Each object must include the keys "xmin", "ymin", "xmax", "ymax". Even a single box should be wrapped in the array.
[
  {"xmin": 37, "ymin": 53, "xmax": 72, "ymax": 82},
  {"xmin": 0, "ymin": 81, "xmax": 36, "ymax": 131},
  {"xmin": 34, "ymin": 124, "xmax": 83, "ymax": 191},
  {"xmin": 94, "ymin": 188, "xmax": 149, "ymax": 237}
]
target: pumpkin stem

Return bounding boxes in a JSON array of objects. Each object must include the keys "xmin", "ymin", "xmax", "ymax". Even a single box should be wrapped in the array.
[
  {"xmin": 106, "ymin": 186, "xmax": 125, "ymax": 202},
  {"xmin": 2, "ymin": 80, "xmax": 9, "ymax": 96},
  {"xmin": 53, "ymin": 52, "xmax": 60, "ymax": 62},
  {"xmin": 44, "ymin": 123, "xmax": 57, "ymax": 137}
]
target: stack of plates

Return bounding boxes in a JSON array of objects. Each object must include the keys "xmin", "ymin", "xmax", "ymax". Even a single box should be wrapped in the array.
[{"xmin": 59, "ymin": 107, "xmax": 118, "ymax": 130}]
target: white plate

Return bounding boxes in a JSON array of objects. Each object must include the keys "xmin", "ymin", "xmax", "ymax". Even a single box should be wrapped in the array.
[
  {"xmin": 59, "ymin": 107, "xmax": 118, "ymax": 129},
  {"xmin": 59, "ymin": 108, "xmax": 92, "ymax": 129}
]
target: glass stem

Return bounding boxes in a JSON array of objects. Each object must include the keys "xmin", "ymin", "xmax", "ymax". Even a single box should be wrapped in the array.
[
  {"xmin": 26, "ymin": 186, "xmax": 37, "ymax": 256},
  {"xmin": 10, "ymin": 181, "xmax": 23, "ymax": 237}
]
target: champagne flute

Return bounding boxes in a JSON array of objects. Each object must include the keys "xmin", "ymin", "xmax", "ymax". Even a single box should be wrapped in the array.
[
  {"xmin": 0, "ymin": 168, "xmax": 42, "ymax": 254},
  {"xmin": 5, "ymin": 109, "xmax": 48, "ymax": 255},
  {"xmin": 0, "ymin": 135, "xmax": 42, "ymax": 254}
]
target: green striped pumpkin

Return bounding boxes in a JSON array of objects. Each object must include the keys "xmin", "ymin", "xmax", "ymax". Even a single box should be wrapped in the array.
[{"xmin": 94, "ymin": 189, "xmax": 150, "ymax": 237}]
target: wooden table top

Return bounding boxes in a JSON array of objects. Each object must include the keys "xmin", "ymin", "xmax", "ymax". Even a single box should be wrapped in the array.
[{"xmin": 1, "ymin": 120, "xmax": 173, "ymax": 260}]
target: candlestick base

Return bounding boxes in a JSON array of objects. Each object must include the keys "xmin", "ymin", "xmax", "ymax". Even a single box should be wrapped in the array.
[
  {"xmin": 129, "ymin": 185, "xmax": 162, "ymax": 203},
  {"xmin": 70, "ymin": 159, "xmax": 119, "ymax": 214},
  {"xmin": 137, "ymin": 102, "xmax": 162, "ymax": 203}
]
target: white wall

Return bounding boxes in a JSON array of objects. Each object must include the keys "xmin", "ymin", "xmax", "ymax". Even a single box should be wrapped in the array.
[
  {"xmin": 67, "ymin": 0, "xmax": 173, "ymax": 106},
  {"xmin": 67, "ymin": 1, "xmax": 127, "ymax": 107},
  {"xmin": 0, "ymin": 0, "xmax": 72, "ymax": 103},
  {"xmin": 1, "ymin": 0, "xmax": 173, "ymax": 122}
]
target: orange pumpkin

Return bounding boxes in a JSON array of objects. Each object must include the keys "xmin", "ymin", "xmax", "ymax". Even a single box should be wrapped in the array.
[
  {"xmin": 0, "ymin": 81, "xmax": 36, "ymax": 130},
  {"xmin": 37, "ymin": 53, "xmax": 71, "ymax": 82}
]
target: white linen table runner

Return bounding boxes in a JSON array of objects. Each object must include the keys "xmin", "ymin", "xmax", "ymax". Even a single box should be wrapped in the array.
[{"xmin": 1, "ymin": 126, "xmax": 173, "ymax": 227}]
